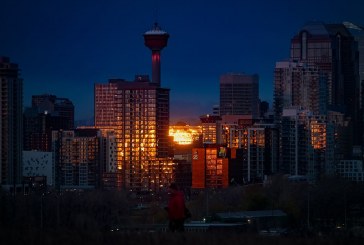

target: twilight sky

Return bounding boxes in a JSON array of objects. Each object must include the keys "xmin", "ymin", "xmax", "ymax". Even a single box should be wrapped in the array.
[{"xmin": 1, "ymin": 0, "xmax": 363, "ymax": 123}]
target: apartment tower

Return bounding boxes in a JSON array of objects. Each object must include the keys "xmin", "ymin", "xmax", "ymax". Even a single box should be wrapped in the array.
[{"xmin": 0, "ymin": 57, "xmax": 23, "ymax": 189}]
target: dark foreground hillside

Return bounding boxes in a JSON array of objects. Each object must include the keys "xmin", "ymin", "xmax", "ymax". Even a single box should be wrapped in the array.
[
  {"xmin": 2, "ymin": 177, "xmax": 364, "ymax": 244},
  {"xmin": 1, "ymin": 229, "xmax": 364, "ymax": 245}
]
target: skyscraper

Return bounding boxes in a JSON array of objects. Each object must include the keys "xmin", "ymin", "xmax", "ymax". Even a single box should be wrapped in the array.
[
  {"xmin": 274, "ymin": 22, "xmax": 362, "ymax": 182},
  {"xmin": 220, "ymin": 73, "xmax": 259, "ymax": 117},
  {"xmin": 31, "ymin": 94, "xmax": 74, "ymax": 129},
  {"xmin": 95, "ymin": 77, "xmax": 173, "ymax": 192},
  {"xmin": 343, "ymin": 22, "xmax": 364, "ymax": 157},
  {"xmin": 274, "ymin": 60, "xmax": 328, "ymax": 119},
  {"xmin": 289, "ymin": 22, "xmax": 360, "ymax": 146},
  {"xmin": 0, "ymin": 57, "xmax": 23, "ymax": 189},
  {"xmin": 23, "ymin": 94, "xmax": 75, "ymax": 151}
]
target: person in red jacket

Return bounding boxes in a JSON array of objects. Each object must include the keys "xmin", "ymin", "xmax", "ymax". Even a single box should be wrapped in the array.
[{"xmin": 166, "ymin": 183, "xmax": 186, "ymax": 232}]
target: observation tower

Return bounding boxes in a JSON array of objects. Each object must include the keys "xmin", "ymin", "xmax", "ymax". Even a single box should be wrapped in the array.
[{"xmin": 144, "ymin": 22, "xmax": 169, "ymax": 86}]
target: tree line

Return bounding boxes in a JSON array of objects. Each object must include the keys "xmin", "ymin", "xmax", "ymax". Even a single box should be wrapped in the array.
[{"xmin": 1, "ymin": 175, "xmax": 364, "ymax": 244}]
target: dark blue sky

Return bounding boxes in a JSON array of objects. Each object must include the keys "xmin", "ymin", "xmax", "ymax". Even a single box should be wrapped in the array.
[{"xmin": 1, "ymin": 0, "xmax": 363, "ymax": 123}]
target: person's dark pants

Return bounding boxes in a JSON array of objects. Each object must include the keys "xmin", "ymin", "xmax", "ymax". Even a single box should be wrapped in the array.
[{"xmin": 169, "ymin": 219, "xmax": 185, "ymax": 232}]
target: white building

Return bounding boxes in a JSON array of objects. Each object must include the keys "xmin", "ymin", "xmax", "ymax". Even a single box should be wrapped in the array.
[{"xmin": 23, "ymin": 151, "xmax": 53, "ymax": 186}]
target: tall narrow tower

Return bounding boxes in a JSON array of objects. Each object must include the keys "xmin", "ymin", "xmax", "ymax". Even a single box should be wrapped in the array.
[{"xmin": 144, "ymin": 22, "xmax": 169, "ymax": 86}]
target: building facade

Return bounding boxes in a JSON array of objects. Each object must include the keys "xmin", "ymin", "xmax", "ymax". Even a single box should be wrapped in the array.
[
  {"xmin": 52, "ymin": 129, "xmax": 101, "ymax": 190},
  {"xmin": 343, "ymin": 22, "xmax": 364, "ymax": 158},
  {"xmin": 289, "ymin": 22, "xmax": 360, "ymax": 147},
  {"xmin": 31, "ymin": 94, "xmax": 74, "ymax": 129},
  {"xmin": 94, "ymin": 77, "xmax": 173, "ymax": 192},
  {"xmin": 192, "ymin": 145, "xmax": 229, "ymax": 189},
  {"xmin": 200, "ymin": 115, "xmax": 221, "ymax": 144},
  {"xmin": 24, "ymin": 94, "xmax": 74, "ymax": 151},
  {"xmin": 98, "ymin": 128, "xmax": 119, "ymax": 189},
  {"xmin": 337, "ymin": 160, "xmax": 364, "ymax": 183},
  {"xmin": 23, "ymin": 151, "xmax": 53, "ymax": 186},
  {"xmin": 220, "ymin": 73, "xmax": 259, "ymax": 117},
  {"xmin": 220, "ymin": 117, "xmax": 279, "ymax": 184},
  {"xmin": 280, "ymin": 108, "xmax": 337, "ymax": 182},
  {"xmin": 274, "ymin": 60, "xmax": 328, "ymax": 120},
  {"xmin": 0, "ymin": 57, "xmax": 23, "ymax": 190}
]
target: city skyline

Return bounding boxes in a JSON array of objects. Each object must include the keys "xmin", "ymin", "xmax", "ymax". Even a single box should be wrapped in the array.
[{"xmin": 1, "ymin": 0, "xmax": 364, "ymax": 123}]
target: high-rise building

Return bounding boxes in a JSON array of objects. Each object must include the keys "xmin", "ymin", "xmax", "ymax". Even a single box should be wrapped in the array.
[
  {"xmin": 280, "ymin": 108, "xmax": 311, "ymax": 178},
  {"xmin": 280, "ymin": 108, "xmax": 336, "ymax": 182},
  {"xmin": 273, "ymin": 22, "xmax": 363, "ymax": 181},
  {"xmin": 95, "ymin": 77, "xmax": 173, "ymax": 192},
  {"xmin": 0, "ymin": 57, "xmax": 23, "ymax": 190},
  {"xmin": 31, "ymin": 94, "xmax": 74, "ymax": 129},
  {"xmin": 220, "ymin": 73, "xmax": 259, "ymax": 117},
  {"xmin": 97, "ymin": 128, "xmax": 118, "ymax": 189},
  {"xmin": 23, "ymin": 94, "xmax": 74, "ymax": 151},
  {"xmin": 289, "ymin": 22, "xmax": 360, "ymax": 146},
  {"xmin": 343, "ymin": 22, "xmax": 364, "ymax": 158},
  {"xmin": 220, "ymin": 116, "xmax": 279, "ymax": 183},
  {"xmin": 274, "ymin": 61, "xmax": 328, "ymax": 120},
  {"xmin": 52, "ymin": 128, "xmax": 101, "ymax": 190}
]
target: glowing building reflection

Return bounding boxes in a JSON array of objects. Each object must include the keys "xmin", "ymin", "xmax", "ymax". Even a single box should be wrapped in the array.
[{"xmin": 169, "ymin": 124, "xmax": 202, "ymax": 145}]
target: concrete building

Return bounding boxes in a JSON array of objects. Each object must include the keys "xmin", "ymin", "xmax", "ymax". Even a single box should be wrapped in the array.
[{"xmin": 23, "ymin": 151, "xmax": 53, "ymax": 186}]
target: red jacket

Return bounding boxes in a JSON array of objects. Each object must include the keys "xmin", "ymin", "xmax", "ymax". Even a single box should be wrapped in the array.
[{"xmin": 168, "ymin": 190, "xmax": 185, "ymax": 220}]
